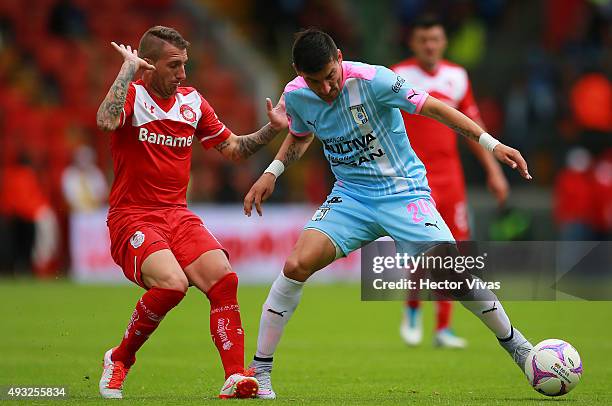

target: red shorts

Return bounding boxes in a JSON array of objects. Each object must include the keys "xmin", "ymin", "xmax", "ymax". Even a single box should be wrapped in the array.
[
  {"xmin": 107, "ymin": 207, "xmax": 225, "ymax": 287},
  {"xmin": 430, "ymin": 183, "xmax": 470, "ymax": 241}
]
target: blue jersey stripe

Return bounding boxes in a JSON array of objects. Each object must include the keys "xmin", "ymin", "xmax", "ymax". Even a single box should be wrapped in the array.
[{"xmin": 361, "ymin": 78, "xmax": 414, "ymax": 194}]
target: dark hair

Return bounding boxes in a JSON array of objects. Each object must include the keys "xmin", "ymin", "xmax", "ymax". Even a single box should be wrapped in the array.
[
  {"xmin": 138, "ymin": 26, "xmax": 190, "ymax": 61},
  {"xmin": 412, "ymin": 14, "xmax": 444, "ymax": 31},
  {"xmin": 292, "ymin": 29, "xmax": 338, "ymax": 73}
]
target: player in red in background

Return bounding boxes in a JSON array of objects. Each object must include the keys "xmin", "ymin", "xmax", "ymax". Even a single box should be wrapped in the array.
[
  {"xmin": 95, "ymin": 26, "xmax": 287, "ymax": 399},
  {"xmin": 391, "ymin": 15, "xmax": 509, "ymax": 348}
]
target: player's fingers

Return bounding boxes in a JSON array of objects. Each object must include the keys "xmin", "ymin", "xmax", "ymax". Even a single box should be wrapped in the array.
[
  {"xmin": 262, "ymin": 187, "xmax": 272, "ymax": 201},
  {"xmin": 512, "ymin": 151, "xmax": 532, "ymax": 180},
  {"xmin": 126, "ymin": 45, "xmax": 132, "ymax": 53},
  {"xmin": 278, "ymin": 95, "xmax": 286, "ymax": 112},
  {"xmin": 254, "ymin": 195, "xmax": 263, "ymax": 216},
  {"xmin": 111, "ymin": 41, "xmax": 120, "ymax": 51},
  {"xmin": 502, "ymin": 155, "xmax": 518, "ymax": 170},
  {"xmin": 503, "ymin": 153, "xmax": 532, "ymax": 180},
  {"xmin": 243, "ymin": 191, "xmax": 254, "ymax": 216},
  {"xmin": 266, "ymin": 98, "xmax": 273, "ymax": 112}
]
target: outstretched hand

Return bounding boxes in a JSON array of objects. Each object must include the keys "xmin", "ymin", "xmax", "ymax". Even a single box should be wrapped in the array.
[
  {"xmin": 244, "ymin": 173, "xmax": 277, "ymax": 217},
  {"xmin": 493, "ymin": 144, "xmax": 532, "ymax": 180},
  {"xmin": 267, "ymin": 94, "xmax": 287, "ymax": 131},
  {"xmin": 111, "ymin": 42, "xmax": 155, "ymax": 72}
]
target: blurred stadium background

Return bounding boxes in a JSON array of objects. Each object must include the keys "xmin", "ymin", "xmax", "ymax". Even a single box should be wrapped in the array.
[{"xmin": 0, "ymin": 0, "xmax": 610, "ymax": 281}]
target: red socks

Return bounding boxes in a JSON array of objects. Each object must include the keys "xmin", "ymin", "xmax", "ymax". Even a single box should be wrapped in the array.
[
  {"xmin": 436, "ymin": 300, "xmax": 452, "ymax": 331},
  {"xmin": 111, "ymin": 273, "xmax": 244, "ymax": 379},
  {"xmin": 406, "ymin": 299, "xmax": 453, "ymax": 331},
  {"xmin": 407, "ymin": 299, "xmax": 420, "ymax": 309},
  {"xmin": 112, "ymin": 287, "xmax": 185, "ymax": 367},
  {"xmin": 207, "ymin": 273, "xmax": 245, "ymax": 379}
]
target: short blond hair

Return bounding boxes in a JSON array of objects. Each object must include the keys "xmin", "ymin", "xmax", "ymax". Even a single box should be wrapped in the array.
[{"xmin": 138, "ymin": 26, "xmax": 190, "ymax": 61}]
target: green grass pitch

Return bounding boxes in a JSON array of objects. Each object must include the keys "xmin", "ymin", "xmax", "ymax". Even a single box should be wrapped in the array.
[{"xmin": 1, "ymin": 280, "xmax": 611, "ymax": 405}]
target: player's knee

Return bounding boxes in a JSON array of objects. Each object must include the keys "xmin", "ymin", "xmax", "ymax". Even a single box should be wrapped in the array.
[
  {"xmin": 426, "ymin": 242, "xmax": 471, "ymax": 298},
  {"xmin": 283, "ymin": 257, "xmax": 314, "ymax": 282},
  {"xmin": 154, "ymin": 271, "xmax": 189, "ymax": 293},
  {"xmin": 206, "ymin": 272, "xmax": 238, "ymax": 304},
  {"xmin": 212, "ymin": 261, "xmax": 233, "ymax": 277},
  {"xmin": 206, "ymin": 263, "xmax": 235, "ymax": 289},
  {"xmin": 426, "ymin": 242, "xmax": 459, "ymax": 258}
]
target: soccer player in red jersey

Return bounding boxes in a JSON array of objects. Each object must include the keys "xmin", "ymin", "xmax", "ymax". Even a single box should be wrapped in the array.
[
  {"xmin": 95, "ymin": 26, "xmax": 286, "ymax": 399},
  {"xmin": 391, "ymin": 16, "xmax": 509, "ymax": 348}
]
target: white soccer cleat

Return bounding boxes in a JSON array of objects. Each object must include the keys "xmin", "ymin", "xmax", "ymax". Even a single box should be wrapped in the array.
[
  {"xmin": 434, "ymin": 329, "xmax": 468, "ymax": 349},
  {"xmin": 99, "ymin": 348, "xmax": 130, "ymax": 399},
  {"xmin": 218, "ymin": 372, "xmax": 259, "ymax": 399},
  {"xmin": 248, "ymin": 361, "xmax": 276, "ymax": 399},
  {"xmin": 254, "ymin": 370, "xmax": 276, "ymax": 399},
  {"xmin": 400, "ymin": 309, "xmax": 423, "ymax": 346}
]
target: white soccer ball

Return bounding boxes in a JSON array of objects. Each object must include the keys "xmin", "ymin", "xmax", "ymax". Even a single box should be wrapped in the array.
[{"xmin": 525, "ymin": 339, "xmax": 582, "ymax": 396}]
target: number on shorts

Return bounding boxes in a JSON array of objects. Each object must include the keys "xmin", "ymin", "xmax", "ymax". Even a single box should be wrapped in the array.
[{"xmin": 406, "ymin": 199, "xmax": 432, "ymax": 223}]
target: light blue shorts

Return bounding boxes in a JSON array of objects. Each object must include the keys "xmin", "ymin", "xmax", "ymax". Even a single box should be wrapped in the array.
[{"xmin": 304, "ymin": 186, "xmax": 455, "ymax": 257}]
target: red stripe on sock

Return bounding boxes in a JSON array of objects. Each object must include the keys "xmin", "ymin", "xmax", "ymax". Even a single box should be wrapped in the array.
[
  {"xmin": 207, "ymin": 273, "xmax": 245, "ymax": 379},
  {"xmin": 112, "ymin": 287, "xmax": 185, "ymax": 367}
]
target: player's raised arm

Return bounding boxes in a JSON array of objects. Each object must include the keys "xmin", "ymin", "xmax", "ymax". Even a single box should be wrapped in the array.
[
  {"xmin": 243, "ymin": 131, "xmax": 315, "ymax": 217},
  {"xmin": 420, "ymin": 96, "xmax": 532, "ymax": 180},
  {"xmin": 214, "ymin": 95, "xmax": 287, "ymax": 162},
  {"xmin": 96, "ymin": 42, "xmax": 155, "ymax": 132}
]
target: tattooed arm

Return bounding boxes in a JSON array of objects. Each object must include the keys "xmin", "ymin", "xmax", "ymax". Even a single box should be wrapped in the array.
[
  {"xmin": 274, "ymin": 132, "xmax": 315, "ymax": 166},
  {"xmin": 214, "ymin": 123, "xmax": 281, "ymax": 162},
  {"xmin": 420, "ymin": 96, "xmax": 532, "ymax": 180},
  {"xmin": 214, "ymin": 96, "xmax": 288, "ymax": 162},
  {"xmin": 96, "ymin": 42, "xmax": 154, "ymax": 132},
  {"xmin": 243, "ymin": 132, "xmax": 314, "ymax": 216}
]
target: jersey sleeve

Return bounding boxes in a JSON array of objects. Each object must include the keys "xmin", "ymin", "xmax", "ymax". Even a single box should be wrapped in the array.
[
  {"xmin": 284, "ymin": 93, "xmax": 311, "ymax": 137},
  {"xmin": 370, "ymin": 66, "xmax": 428, "ymax": 115},
  {"xmin": 195, "ymin": 94, "xmax": 231, "ymax": 149},
  {"xmin": 457, "ymin": 77, "xmax": 482, "ymax": 123},
  {"xmin": 118, "ymin": 83, "xmax": 136, "ymax": 128}
]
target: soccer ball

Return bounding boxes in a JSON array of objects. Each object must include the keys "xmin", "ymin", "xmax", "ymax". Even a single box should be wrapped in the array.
[{"xmin": 525, "ymin": 339, "xmax": 582, "ymax": 396}]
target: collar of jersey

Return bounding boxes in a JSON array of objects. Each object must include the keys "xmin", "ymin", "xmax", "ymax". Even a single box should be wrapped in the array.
[{"xmin": 136, "ymin": 79, "xmax": 177, "ymax": 113}]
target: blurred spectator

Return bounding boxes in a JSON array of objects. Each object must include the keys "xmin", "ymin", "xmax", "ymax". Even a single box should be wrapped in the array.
[
  {"xmin": 217, "ymin": 164, "xmax": 257, "ymax": 203},
  {"xmin": 544, "ymin": 0, "xmax": 589, "ymax": 52},
  {"xmin": 303, "ymin": 155, "xmax": 333, "ymax": 204},
  {"xmin": 446, "ymin": 9, "xmax": 486, "ymax": 68},
  {"xmin": 570, "ymin": 72, "xmax": 612, "ymax": 132},
  {"xmin": 553, "ymin": 147, "xmax": 598, "ymax": 240},
  {"xmin": 0, "ymin": 155, "xmax": 59, "ymax": 276},
  {"xmin": 0, "ymin": 0, "xmax": 609, "ymax": 246},
  {"xmin": 298, "ymin": 0, "xmax": 359, "ymax": 57},
  {"xmin": 592, "ymin": 149, "xmax": 612, "ymax": 238},
  {"xmin": 61, "ymin": 145, "xmax": 108, "ymax": 213},
  {"xmin": 48, "ymin": 0, "xmax": 89, "ymax": 39}
]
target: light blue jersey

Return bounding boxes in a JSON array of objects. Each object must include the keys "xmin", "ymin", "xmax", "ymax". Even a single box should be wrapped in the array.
[
  {"xmin": 284, "ymin": 61, "xmax": 431, "ymax": 198},
  {"xmin": 283, "ymin": 61, "xmax": 455, "ymax": 256}
]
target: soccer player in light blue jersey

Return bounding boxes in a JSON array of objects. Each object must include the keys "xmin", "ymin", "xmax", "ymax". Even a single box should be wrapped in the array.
[{"xmin": 243, "ymin": 29, "xmax": 533, "ymax": 399}]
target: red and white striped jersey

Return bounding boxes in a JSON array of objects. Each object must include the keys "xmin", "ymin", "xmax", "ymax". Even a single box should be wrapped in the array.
[
  {"xmin": 391, "ymin": 58, "xmax": 482, "ymax": 189},
  {"xmin": 108, "ymin": 80, "xmax": 230, "ymax": 211}
]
